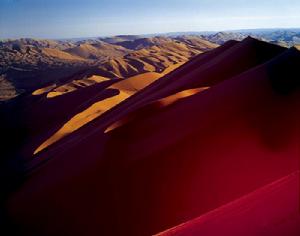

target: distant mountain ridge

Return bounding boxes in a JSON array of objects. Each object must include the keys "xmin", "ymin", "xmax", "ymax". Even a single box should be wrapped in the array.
[{"xmin": 1, "ymin": 28, "xmax": 300, "ymax": 102}]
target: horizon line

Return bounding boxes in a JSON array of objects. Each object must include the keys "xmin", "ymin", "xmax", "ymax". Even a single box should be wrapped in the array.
[{"xmin": 1, "ymin": 27, "xmax": 300, "ymax": 41}]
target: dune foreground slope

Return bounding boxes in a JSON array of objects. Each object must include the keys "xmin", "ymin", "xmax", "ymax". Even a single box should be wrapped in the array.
[
  {"xmin": 156, "ymin": 172, "xmax": 300, "ymax": 236},
  {"xmin": 1, "ymin": 37, "xmax": 300, "ymax": 236}
]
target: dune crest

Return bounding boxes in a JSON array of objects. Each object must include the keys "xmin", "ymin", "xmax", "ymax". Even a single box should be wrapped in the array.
[
  {"xmin": 32, "ymin": 84, "xmax": 57, "ymax": 96},
  {"xmin": 157, "ymin": 87, "xmax": 210, "ymax": 107},
  {"xmin": 47, "ymin": 75, "xmax": 111, "ymax": 98},
  {"xmin": 104, "ymin": 87, "xmax": 209, "ymax": 133}
]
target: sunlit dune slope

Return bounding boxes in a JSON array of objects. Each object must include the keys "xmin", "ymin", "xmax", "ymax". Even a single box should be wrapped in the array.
[
  {"xmin": 95, "ymin": 37, "xmax": 217, "ymax": 78},
  {"xmin": 41, "ymin": 48, "xmax": 85, "ymax": 61},
  {"xmin": 32, "ymin": 84, "xmax": 57, "ymax": 96},
  {"xmin": 33, "ymin": 63, "xmax": 183, "ymax": 154},
  {"xmin": 175, "ymin": 35, "xmax": 219, "ymax": 51},
  {"xmin": 65, "ymin": 42, "xmax": 130, "ymax": 60},
  {"xmin": 46, "ymin": 75, "xmax": 111, "ymax": 98}
]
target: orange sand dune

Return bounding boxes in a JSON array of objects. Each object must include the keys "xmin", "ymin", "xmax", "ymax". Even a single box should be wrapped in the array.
[
  {"xmin": 65, "ymin": 42, "xmax": 130, "ymax": 60},
  {"xmin": 42, "ymin": 48, "xmax": 85, "ymax": 61},
  {"xmin": 47, "ymin": 75, "xmax": 111, "ymax": 98},
  {"xmin": 34, "ymin": 63, "xmax": 183, "ymax": 154},
  {"xmin": 32, "ymin": 84, "xmax": 57, "ymax": 96},
  {"xmin": 157, "ymin": 87, "xmax": 209, "ymax": 107},
  {"xmin": 32, "ymin": 75, "xmax": 111, "ymax": 97}
]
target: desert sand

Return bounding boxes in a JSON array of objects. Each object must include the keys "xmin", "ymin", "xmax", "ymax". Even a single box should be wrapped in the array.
[
  {"xmin": 0, "ymin": 36, "xmax": 217, "ymax": 101},
  {"xmin": 33, "ymin": 62, "xmax": 183, "ymax": 154},
  {"xmin": 1, "ymin": 37, "xmax": 299, "ymax": 236},
  {"xmin": 156, "ymin": 172, "xmax": 300, "ymax": 236}
]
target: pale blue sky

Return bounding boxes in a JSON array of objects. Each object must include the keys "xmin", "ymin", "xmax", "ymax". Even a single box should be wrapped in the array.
[{"xmin": 1, "ymin": 0, "xmax": 300, "ymax": 39}]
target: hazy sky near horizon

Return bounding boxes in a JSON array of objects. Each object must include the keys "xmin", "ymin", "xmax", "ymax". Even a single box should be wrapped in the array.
[{"xmin": 1, "ymin": 0, "xmax": 300, "ymax": 39}]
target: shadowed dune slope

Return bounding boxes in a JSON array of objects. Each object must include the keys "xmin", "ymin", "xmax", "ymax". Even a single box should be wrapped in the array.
[{"xmin": 4, "ymin": 39, "xmax": 300, "ymax": 236}]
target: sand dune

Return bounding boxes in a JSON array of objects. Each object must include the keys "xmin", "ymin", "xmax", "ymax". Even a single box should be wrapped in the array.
[
  {"xmin": 95, "ymin": 37, "xmax": 212, "ymax": 78},
  {"xmin": 2, "ymin": 37, "xmax": 300, "ymax": 236},
  {"xmin": 33, "ymin": 63, "xmax": 183, "ymax": 154},
  {"xmin": 42, "ymin": 48, "xmax": 85, "ymax": 61},
  {"xmin": 65, "ymin": 42, "xmax": 130, "ymax": 60},
  {"xmin": 156, "ymin": 172, "xmax": 300, "ymax": 236},
  {"xmin": 32, "ymin": 84, "xmax": 57, "ymax": 96},
  {"xmin": 114, "ymin": 37, "xmax": 158, "ymax": 50},
  {"xmin": 31, "ymin": 75, "xmax": 111, "ymax": 97},
  {"xmin": 156, "ymin": 87, "xmax": 209, "ymax": 107},
  {"xmin": 175, "ymin": 35, "xmax": 219, "ymax": 51},
  {"xmin": 104, "ymin": 87, "xmax": 209, "ymax": 133},
  {"xmin": 46, "ymin": 75, "xmax": 111, "ymax": 98}
]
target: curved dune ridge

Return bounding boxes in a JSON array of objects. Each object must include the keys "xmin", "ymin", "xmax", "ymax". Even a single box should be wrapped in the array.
[
  {"xmin": 32, "ymin": 75, "xmax": 111, "ymax": 97},
  {"xmin": 155, "ymin": 172, "xmax": 300, "ymax": 236},
  {"xmin": 3, "ymin": 37, "xmax": 300, "ymax": 236},
  {"xmin": 31, "ymin": 84, "xmax": 57, "ymax": 96},
  {"xmin": 104, "ymin": 87, "xmax": 209, "ymax": 133},
  {"xmin": 156, "ymin": 87, "xmax": 210, "ymax": 107},
  {"xmin": 47, "ymin": 75, "xmax": 111, "ymax": 98},
  {"xmin": 33, "ymin": 63, "xmax": 183, "ymax": 155}
]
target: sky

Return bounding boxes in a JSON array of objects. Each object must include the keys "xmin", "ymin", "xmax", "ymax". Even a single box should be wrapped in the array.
[{"xmin": 1, "ymin": 0, "xmax": 300, "ymax": 39}]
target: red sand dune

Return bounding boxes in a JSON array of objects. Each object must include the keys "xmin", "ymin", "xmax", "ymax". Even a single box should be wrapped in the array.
[
  {"xmin": 156, "ymin": 172, "xmax": 300, "ymax": 236},
  {"xmin": 3, "ymin": 38, "xmax": 300, "ymax": 236}
]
